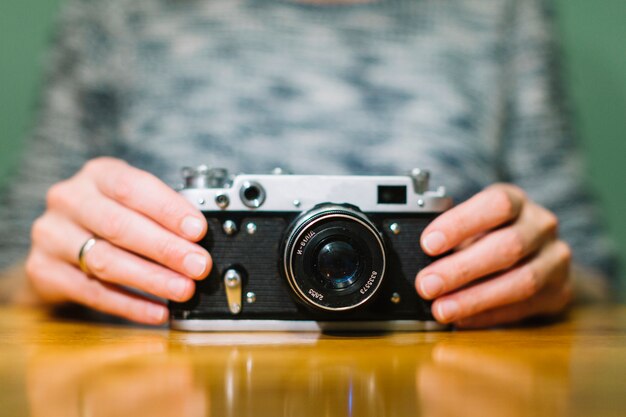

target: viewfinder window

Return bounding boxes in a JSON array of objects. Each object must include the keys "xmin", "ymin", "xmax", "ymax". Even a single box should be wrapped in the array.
[{"xmin": 377, "ymin": 185, "xmax": 407, "ymax": 204}]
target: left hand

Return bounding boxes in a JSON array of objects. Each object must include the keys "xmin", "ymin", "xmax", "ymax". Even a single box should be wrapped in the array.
[{"xmin": 415, "ymin": 183, "xmax": 573, "ymax": 328}]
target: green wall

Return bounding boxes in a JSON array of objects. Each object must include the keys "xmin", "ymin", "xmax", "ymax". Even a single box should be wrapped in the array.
[
  {"xmin": 0, "ymin": 1, "xmax": 61, "ymax": 179},
  {"xmin": 556, "ymin": 0, "xmax": 626, "ymax": 297},
  {"xmin": 1, "ymin": 1, "xmax": 625, "ymax": 295}
]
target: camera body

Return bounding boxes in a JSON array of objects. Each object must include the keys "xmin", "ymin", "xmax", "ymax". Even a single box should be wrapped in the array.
[{"xmin": 170, "ymin": 167, "xmax": 453, "ymax": 332}]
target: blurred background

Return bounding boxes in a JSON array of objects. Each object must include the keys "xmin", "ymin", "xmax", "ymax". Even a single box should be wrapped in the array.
[{"xmin": 1, "ymin": 0, "xmax": 625, "ymax": 297}]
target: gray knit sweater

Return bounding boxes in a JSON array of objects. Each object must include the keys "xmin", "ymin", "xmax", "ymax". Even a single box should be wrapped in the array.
[{"xmin": 0, "ymin": 0, "xmax": 619, "ymax": 283}]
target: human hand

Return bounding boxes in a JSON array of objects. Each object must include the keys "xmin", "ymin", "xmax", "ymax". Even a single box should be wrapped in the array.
[
  {"xmin": 415, "ymin": 184, "xmax": 572, "ymax": 328},
  {"xmin": 26, "ymin": 157, "xmax": 212, "ymax": 324}
]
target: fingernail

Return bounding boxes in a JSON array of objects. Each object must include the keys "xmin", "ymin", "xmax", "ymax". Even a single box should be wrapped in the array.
[
  {"xmin": 184, "ymin": 253, "xmax": 207, "ymax": 278},
  {"xmin": 147, "ymin": 304, "xmax": 167, "ymax": 322},
  {"xmin": 419, "ymin": 274, "xmax": 444, "ymax": 298},
  {"xmin": 181, "ymin": 216, "xmax": 205, "ymax": 240},
  {"xmin": 437, "ymin": 300, "xmax": 459, "ymax": 322},
  {"xmin": 168, "ymin": 278, "xmax": 191, "ymax": 300},
  {"xmin": 423, "ymin": 231, "xmax": 447, "ymax": 254}
]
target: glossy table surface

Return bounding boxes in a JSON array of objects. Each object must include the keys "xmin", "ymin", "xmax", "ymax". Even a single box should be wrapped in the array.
[{"xmin": 1, "ymin": 305, "xmax": 626, "ymax": 417}]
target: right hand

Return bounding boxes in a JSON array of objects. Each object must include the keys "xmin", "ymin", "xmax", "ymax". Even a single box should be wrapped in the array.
[{"xmin": 26, "ymin": 157, "xmax": 212, "ymax": 324}]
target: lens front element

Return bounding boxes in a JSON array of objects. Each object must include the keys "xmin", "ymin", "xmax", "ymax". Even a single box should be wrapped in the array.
[
  {"xmin": 316, "ymin": 240, "xmax": 360, "ymax": 289},
  {"xmin": 283, "ymin": 204, "xmax": 386, "ymax": 312}
]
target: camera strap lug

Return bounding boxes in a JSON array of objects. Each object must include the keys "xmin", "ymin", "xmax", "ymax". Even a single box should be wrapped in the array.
[{"xmin": 223, "ymin": 269, "xmax": 243, "ymax": 315}]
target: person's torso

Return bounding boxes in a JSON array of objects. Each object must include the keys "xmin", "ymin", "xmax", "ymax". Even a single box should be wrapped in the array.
[{"xmin": 81, "ymin": 0, "xmax": 515, "ymax": 201}]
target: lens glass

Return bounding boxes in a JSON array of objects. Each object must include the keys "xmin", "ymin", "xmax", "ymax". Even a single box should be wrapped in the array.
[{"xmin": 316, "ymin": 240, "xmax": 360, "ymax": 289}]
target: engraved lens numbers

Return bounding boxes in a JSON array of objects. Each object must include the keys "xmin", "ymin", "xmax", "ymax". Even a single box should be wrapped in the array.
[{"xmin": 308, "ymin": 288, "xmax": 324, "ymax": 300}]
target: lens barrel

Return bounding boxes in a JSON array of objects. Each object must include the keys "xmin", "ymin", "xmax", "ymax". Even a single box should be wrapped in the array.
[{"xmin": 283, "ymin": 204, "xmax": 386, "ymax": 312}]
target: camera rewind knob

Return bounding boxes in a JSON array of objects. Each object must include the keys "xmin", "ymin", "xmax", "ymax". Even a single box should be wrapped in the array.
[
  {"xmin": 271, "ymin": 167, "xmax": 293, "ymax": 175},
  {"xmin": 181, "ymin": 166, "xmax": 230, "ymax": 189},
  {"xmin": 409, "ymin": 168, "xmax": 430, "ymax": 194}
]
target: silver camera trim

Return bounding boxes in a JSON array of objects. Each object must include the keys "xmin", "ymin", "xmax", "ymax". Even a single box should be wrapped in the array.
[
  {"xmin": 180, "ymin": 170, "xmax": 452, "ymax": 213},
  {"xmin": 283, "ymin": 206, "xmax": 387, "ymax": 312}
]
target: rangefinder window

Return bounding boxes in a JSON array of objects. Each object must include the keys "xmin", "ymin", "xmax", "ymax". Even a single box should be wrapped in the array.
[{"xmin": 377, "ymin": 185, "xmax": 407, "ymax": 204}]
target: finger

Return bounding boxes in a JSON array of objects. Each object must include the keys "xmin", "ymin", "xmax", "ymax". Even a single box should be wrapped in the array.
[
  {"xmin": 454, "ymin": 280, "xmax": 573, "ymax": 329},
  {"xmin": 84, "ymin": 241, "xmax": 196, "ymax": 302},
  {"xmin": 454, "ymin": 232, "xmax": 487, "ymax": 251},
  {"xmin": 25, "ymin": 249, "xmax": 69, "ymax": 304},
  {"xmin": 416, "ymin": 202, "xmax": 558, "ymax": 299},
  {"xmin": 430, "ymin": 240, "xmax": 572, "ymax": 324},
  {"xmin": 32, "ymin": 212, "xmax": 196, "ymax": 302},
  {"xmin": 84, "ymin": 158, "xmax": 207, "ymax": 241},
  {"xmin": 48, "ymin": 185, "xmax": 212, "ymax": 280},
  {"xmin": 421, "ymin": 184, "xmax": 526, "ymax": 256},
  {"xmin": 25, "ymin": 250, "xmax": 169, "ymax": 324}
]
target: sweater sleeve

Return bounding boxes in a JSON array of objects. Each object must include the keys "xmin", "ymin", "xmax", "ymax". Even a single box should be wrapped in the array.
[
  {"xmin": 500, "ymin": 0, "xmax": 620, "ymax": 286},
  {"xmin": 0, "ymin": 0, "xmax": 124, "ymax": 271}
]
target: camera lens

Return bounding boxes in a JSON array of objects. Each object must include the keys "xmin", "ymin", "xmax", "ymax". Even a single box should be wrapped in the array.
[
  {"xmin": 283, "ymin": 204, "xmax": 386, "ymax": 312},
  {"xmin": 316, "ymin": 240, "xmax": 360, "ymax": 289}
]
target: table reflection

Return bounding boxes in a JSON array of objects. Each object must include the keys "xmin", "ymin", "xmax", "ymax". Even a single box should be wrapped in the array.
[
  {"xmin": 24, "ymin": 331, "xmax": 572, "ymax": 417},
  {"xmin": 418, "ymin": 340, "xmax": 571, "ymax": 417},
  {"xmin": 26, "ymin": 337, "xmax": 205, "ymax": 417}
]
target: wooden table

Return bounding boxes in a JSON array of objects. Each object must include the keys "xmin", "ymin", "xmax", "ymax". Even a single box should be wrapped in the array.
[{"xmin": 1, "ymin": 305, "xmax": 625, "ymax": 417}]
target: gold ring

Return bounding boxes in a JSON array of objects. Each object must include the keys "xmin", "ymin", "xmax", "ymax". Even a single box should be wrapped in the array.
[{"xmin": 78, "ymin": 237, "xmax": 98, "ymax": 275}]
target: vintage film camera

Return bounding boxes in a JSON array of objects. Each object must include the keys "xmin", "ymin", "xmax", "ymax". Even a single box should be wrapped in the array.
[{"xmin": 170, "ymin": 167, "xmax": 452, "ymax": 331}]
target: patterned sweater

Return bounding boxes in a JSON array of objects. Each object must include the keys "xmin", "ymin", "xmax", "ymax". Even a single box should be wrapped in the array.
[{"xmin": 0, "ymin": 0, "xmax": 619, "ymax": 284}]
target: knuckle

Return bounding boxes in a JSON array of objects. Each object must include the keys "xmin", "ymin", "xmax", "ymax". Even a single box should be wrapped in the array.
[
  {"xmin": 30, "ymin": 217, "xmax": 48, "ymax": 245},
  {"xmin": 154, "ymin": 236, "xmax": 185, "ymax": 264},
  {"xmin": 108, "ymin": 170, "xmax": 135, "ymax": 203},
  {"xmin": 556, "ymin": 241, "xmax": 573, "ymax": 264},
  {"xmin": 46, "ymin": 181, "xmax": 69, "ymax": 209},
  {"xmin": 159, "ymin": 198, "xmax": 187, "ymax": 223},
  {"xmin": 501, "ymin": 229, "xmax": 526, "ymax": 262},
  {"xmin": 99, "ymin": 211, "xmax": 129, "ymax": 242},
  {"xmin": 492, "ymin": 183, "xmax": 526, "ymax": 200},
  {"xmin": 24, "ymin": 252, "xmax": 42, "ymax": 281},
  {"xmin": 24, "ymin": 251, "xmax": 68, "ymax": 303},
  {"xmin": 450, "ymin": 257, "xmax": 472, "ymax": 285},
  {"xmin": 489, "ymin": 187, "xmax": 517, "ymax": 221},
  {"xmin": 82, "ymin": 158, "xmax": 105, "ymax": 174},
  {"xmin": 519, "ymin": 265, "xmax": 540, "ymax": 299},
  {"xmin": 440, "ymin": 213, "xmax": 466, "ymax": 243},
  {"xmin": 505, "ymin": 184, "xmax": 527, "ymax": 200},
  {"xmin": 543, "ymin": 211, "xmax": 559, "ymax": 235}
]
